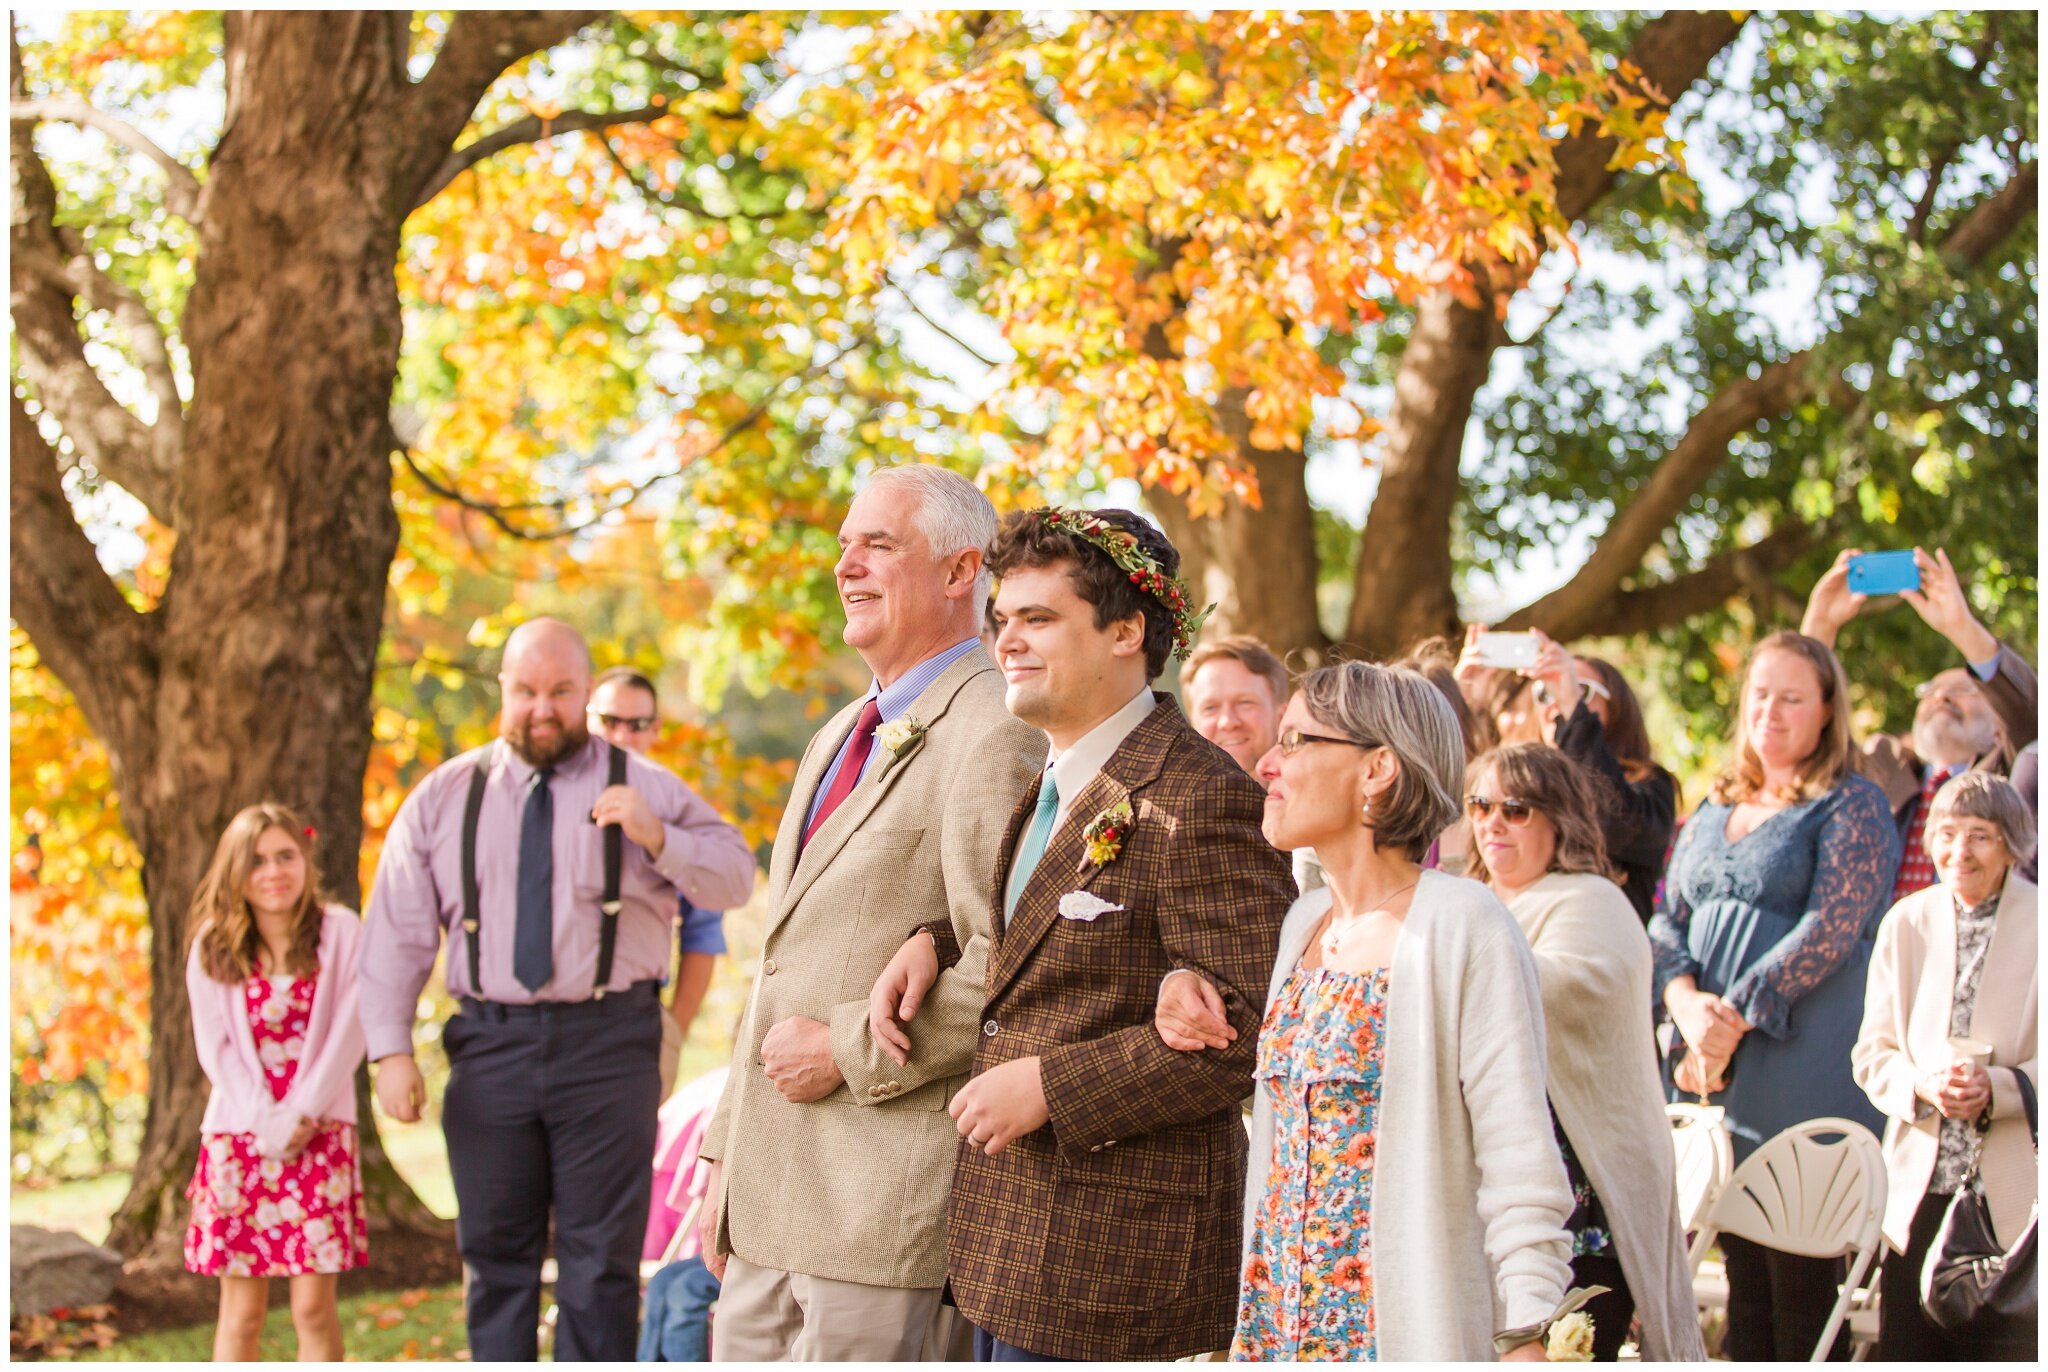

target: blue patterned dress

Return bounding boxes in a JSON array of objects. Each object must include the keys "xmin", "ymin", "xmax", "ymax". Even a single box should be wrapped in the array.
[
  {"xmin": 1649, "ymin": 774, "xmax": 1901, "ymax": 1160},
  {"xmin": 1233, "ymin": 964, "xmax": 1390, "ymax": 1362}
]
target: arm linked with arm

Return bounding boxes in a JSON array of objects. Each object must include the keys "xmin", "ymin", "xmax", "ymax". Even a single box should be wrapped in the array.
[
  {"xmin": 832, "ymin": 715, "xmax": 1041, "ymax": 1100},
  {"xmin": 1040, "ymin": 795, "xmax": 1293, "ymax": 1149}
]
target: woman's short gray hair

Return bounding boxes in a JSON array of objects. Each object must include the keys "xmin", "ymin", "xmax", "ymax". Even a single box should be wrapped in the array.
[
  {"xmin": 1927, "ymin": 771, "xmax": 2037, "ymax": 862},
  {"xmin": 864, "ymin": 465, "xmax": 997, "ymax": 602},
  {"xmin": 1296, "ymin": 661, "xmax": 1465, "ymax": 861}
]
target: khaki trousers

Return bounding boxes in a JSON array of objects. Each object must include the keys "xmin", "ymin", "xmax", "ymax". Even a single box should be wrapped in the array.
[{"xmin": 712, "ymin": 1254, "xmax": 971, "ymax": 1361}]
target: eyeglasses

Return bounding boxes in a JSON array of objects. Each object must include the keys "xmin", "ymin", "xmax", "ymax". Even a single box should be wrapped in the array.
[
  {"xmin": 1466, "ymin": 795, "xmax": 1537, "ymax": 825},
  {"xmin": 1534, "ymin": 678, "xmax": 1612, "ymax": 707},
  {"xmin": 587, "ymin": 711, "xmax": 658, "ymax": 733},
  {"xmin": 1276, "ymin": 730, "xmax": 1378, "ymax": 756},
  {"xmin": 1915, "ymin": 680, "xmax": 1984, "ymax": 704},
  {"xmin": 1929, "ymin": 824, "xmax": 2007, "ymax": 852}
]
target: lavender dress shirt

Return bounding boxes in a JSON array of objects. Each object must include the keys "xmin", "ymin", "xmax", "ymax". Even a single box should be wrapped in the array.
[{"xmin": 360, "ymin": 735, "xmax": 756, "ymax": 1061}]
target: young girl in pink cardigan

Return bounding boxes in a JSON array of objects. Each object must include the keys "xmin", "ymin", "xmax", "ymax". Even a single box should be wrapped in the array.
[{"xmin": 184, "ymin": 803, "xmax": 367, "ymax": 1360}]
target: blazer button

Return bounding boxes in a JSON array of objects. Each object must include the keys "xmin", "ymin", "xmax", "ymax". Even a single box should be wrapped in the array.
[
  {"xmin": 763, "ymin": 958, "xmax": 778, "ymax": 975},
  {"xmin": 887, "ymin": 1081, "xmax": 901, "ymax": 1091},
  {"xmin": 982, "ymin": 1019, "xmax": 999, "ymax": 1037}
]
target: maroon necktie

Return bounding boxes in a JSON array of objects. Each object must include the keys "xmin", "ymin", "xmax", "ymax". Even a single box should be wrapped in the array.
[{"xmin": 803, "ymin": 698, "xmax": 884, "ymax": 845}]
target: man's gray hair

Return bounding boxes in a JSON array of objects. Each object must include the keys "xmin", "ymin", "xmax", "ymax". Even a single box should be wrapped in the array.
[
  {"xmin": 865, "ymin": 464, "xmax": 998, "ymax": 602},
  {"xmin": 1296, "ymin": 661, "xmax": 1465, "ymax": 862},
  {"xmin": 1928, "ymin": 770, "xmax": 2037, "ymax": 863}
]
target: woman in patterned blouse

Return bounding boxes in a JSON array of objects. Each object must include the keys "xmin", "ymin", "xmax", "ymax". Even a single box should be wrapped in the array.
[
  {"xmin": 1649, "ymin": 631, "xmax": 1900, "ymax": 1361},
  {"xmin": 1854, "ymin": 772, "xmax": 2038, "ymax": 1360}
]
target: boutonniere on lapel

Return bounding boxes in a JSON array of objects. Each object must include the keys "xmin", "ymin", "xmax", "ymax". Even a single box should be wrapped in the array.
[
  {"xmin": 873, "ymin": 715, "xmax": 927, "ymax": 779},
  {"xmin": 1079, "ymin": 799, "xmax": 1135, "ymax": 872}
]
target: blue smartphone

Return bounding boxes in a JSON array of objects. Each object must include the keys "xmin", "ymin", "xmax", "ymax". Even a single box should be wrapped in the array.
[{"xmin": 1846, "ymin": 550, "xmax": 1921, "ymax": 596}]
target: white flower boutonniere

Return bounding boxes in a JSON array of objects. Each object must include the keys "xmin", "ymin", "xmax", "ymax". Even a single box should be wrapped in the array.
[
  {"xmin": 1545, "ymin": 1311, "xmax": 1595, "ymax": 1361},
  {"xmin": 873, "ymin": 715, "xmax": 927, "ymax": 778}
]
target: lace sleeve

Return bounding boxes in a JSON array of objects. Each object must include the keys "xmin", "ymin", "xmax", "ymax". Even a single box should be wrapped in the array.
[
  {"xmin": 1647, "ymin": 814, "xmax": 1705, "ymax": 1004},
  {"xmin": 1724, "ymin": 781, "xmax": 1903, "ymax": 1038}
]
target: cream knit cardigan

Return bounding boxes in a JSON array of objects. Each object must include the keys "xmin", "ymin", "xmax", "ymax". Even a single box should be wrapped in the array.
[
  {"xmin": 1505, "ymin": 872, "xmax": 1707, "ymax": 1361},
  {"xmin": 1242, "ymin": 870, "xmax": 1573, "ymax": 1361}
]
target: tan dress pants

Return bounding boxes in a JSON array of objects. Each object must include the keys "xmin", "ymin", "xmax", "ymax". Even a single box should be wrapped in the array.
[{"xmin": 712, "ymin": 1254, "xmax": 972, "ymax": 1361}]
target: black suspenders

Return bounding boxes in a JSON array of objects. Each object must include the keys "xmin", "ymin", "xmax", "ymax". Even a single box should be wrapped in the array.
[{"xmin": 460, "ymin": 742, "xmax": 630, "ymax": 1001}]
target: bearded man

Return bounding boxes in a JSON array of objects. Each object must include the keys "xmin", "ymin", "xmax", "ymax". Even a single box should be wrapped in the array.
[{"xmin": 360, "ymin": 617, "xmax": 754, "ymax": 1360}]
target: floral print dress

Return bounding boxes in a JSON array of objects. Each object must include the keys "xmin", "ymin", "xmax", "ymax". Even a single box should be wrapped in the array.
[
  {"xmin": 185, "ymin": 975, "xmax": 368, "ymax": 1277},
  {"xmin": 1233, "ymin": 963, "xmax": 1391, "ymax": 1362}
]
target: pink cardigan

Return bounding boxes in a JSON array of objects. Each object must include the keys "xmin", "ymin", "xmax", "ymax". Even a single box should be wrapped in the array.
[{"xmin": 188, "ymin": 905, "xmax": 366, "ymax": 1158}]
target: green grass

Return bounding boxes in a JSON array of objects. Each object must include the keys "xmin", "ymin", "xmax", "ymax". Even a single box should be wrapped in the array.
[
  {"xmin": 69, "ymin": 1283, "xmax": 469, "ymax": 1362},
  {"xmin": 8, "ymin": 1172, "xmax": 131, "ymax": 1246}
]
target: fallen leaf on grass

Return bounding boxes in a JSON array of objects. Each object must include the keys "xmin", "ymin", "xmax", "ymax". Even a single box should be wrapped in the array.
[{"xmin": 375, "ymin": 1308, "xmax": 406, "ymax": 1329}]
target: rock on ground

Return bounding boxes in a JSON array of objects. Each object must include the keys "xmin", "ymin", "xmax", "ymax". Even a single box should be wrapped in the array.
[{"xmin": 10, "ymin": 1225, "xmax": 125, "ymax": 1317}]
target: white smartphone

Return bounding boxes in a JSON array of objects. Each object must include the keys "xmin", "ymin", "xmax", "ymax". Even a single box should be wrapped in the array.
[{"xmin": 1473, "ymin": 630, "xmax": 1540, "ymax": 670}]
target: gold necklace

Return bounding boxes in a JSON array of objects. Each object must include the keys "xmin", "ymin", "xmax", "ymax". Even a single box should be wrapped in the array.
[{"xmin": 1319, "ymin": 878, "xmax": 1421, "ymax": 959}]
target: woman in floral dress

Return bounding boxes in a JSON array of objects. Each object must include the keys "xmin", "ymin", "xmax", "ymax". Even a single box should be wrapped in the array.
[
  {"xmin": 185, "ymin": 804, "xmax": 368, "ymax": 1360},
  {"xmin": 1157, "ymin": 664, "xmax": 1576, "ymax": 1361}
]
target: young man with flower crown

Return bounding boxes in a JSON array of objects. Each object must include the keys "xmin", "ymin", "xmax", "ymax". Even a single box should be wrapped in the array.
[{"xmin": 868, "ymin": 507, "xmax": 1295, "ymax": 1361}]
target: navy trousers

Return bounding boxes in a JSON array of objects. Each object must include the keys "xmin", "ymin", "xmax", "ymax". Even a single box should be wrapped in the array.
[
  {"xmin": 974, "ymin": 1327, "xmax": 1070, "ymax": 1362},
  {"xmin": 442, "ymin": 983, "xmax": 663, "ymax": 1361}
]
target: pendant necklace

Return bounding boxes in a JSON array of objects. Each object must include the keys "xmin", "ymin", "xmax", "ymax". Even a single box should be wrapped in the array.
[{"xmin": 1320, "ymin": 878, "xmax": 1421, "ymax": 959}]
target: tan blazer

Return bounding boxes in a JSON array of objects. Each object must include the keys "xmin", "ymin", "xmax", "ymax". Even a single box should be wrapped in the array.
[
  {"xmin": 1853, "ymin": 875, "xmax": 2038, "ymax": 1252},
  {"xmin": 699, "ymin": 649, "xmax": 1044, "ymax": 1289}
]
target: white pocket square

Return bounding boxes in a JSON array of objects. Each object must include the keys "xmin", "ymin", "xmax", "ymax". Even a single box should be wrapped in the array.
[{"xmin": 1058, "ymin": 891, "xmax": 1124, "ymax": 922}]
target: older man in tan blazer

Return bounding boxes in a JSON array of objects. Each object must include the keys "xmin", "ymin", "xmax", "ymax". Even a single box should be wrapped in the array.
[{"xmin": 697, "ymin": 466, "xmax": 1042, "ymax": 1361}]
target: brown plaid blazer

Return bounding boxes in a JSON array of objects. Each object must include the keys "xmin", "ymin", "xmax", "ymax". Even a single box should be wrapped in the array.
[{"xmin": 936, "ymin": 694, "xmax": 1294, "ymax": 1360}]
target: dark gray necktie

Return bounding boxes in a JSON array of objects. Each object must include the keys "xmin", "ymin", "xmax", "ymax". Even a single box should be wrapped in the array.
[{"xmin": 514, "ymin": 767, "xmax": 554, "ymax": 991}]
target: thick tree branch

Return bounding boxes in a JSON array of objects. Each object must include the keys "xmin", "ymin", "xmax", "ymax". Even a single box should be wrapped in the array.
[
  {"xmin": 415, "ymin": 104, "xmax": 670, "ymax": 210},
  {"xmin": 1553, "ymin": 11, "xmax": 1748, "ymax": 224},
  {"xmin": 10, "ymin": 390, "xmax": 162, "ymax": 763},
  {"xmin": 10, "ymin": 61, "xmax": 179, "ymax": 523},
  {"xmin": 1509, "ymin": 522, "xmax": 1816, "ymax": 640},
  {"xmin": 404, "ymin": 9, "xmax": 605, "ymax": 203},
  {"xmin": 1508, "ymin": 160, "xmax": 2037, "ymax": 640},
  {"xmin": 1937, "ymin": 159, "xmax": 2037, "ymax": 267},
  {"xmin": 1345, "ymin": 12, "xmax": 1749, "ymax": 654},
  {"xmin": 10, "ymin": 96, "xmax": 205, "ymax": 224}
]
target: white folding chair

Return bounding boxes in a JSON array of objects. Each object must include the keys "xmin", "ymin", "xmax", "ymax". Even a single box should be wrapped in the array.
[
  {"xmin": 1669, "ymin": 1102, "xmax": 1734, "ymax": 1244},
  {"xmin": 1686, "ymin": 1117, "xmax": 1887, "ymax": 1362}
]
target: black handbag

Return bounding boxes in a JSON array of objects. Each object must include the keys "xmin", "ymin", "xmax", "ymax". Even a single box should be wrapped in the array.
[{"xmin": 1921, "ymin": 1068, "xmax": 2037, "ymax": 1339}]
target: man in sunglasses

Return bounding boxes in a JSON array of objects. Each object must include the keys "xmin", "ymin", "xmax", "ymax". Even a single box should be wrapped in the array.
[
  {"xmin": 1803, "ymin": 545, "xmax": 2039, "ymax": 891},
  {"xmin": 588, "ymin": 666, "xmax": 729, "ymax": 1098}
]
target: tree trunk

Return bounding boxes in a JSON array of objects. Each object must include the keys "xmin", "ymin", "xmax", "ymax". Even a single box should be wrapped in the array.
[
  {"xmin": 1201, "ymin": 388, "xmax": 1328, "ymax": 657},
  {"xmin": 1160, "ymin": 13, "xmax": 1750, "ymax": 658},
  {"xmin": 1345, "ymin": 289, "xmax": 1499, "ymax": 656},
  {"xmin": 12, "ymin": 9, "xmax": 624, "ymax": 1277}
]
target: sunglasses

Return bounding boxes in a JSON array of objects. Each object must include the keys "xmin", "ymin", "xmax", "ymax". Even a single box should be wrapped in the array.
[
  {"xmin": 587, "ymin": 711, "xmax": 658, "ymax": 733},
  {"xmin": 1465, "ymin": 795, "xmax": 1537, "ymax": 825}
]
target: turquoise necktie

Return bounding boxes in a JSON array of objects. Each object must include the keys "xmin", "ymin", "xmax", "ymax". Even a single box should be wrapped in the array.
[{"xmin": 1005, "ymin": 770, "xmax": 1060, "ymax": 917}]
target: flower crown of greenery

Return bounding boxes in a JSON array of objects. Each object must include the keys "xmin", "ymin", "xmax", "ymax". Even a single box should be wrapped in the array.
[{"xmin": 1026, "ymin": 507, "xmax": 1213, "ymax": 662}]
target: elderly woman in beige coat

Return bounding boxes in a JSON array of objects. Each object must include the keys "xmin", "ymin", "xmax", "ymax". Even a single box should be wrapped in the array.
[
  {"xmin": 1854, "ymin": 771, "xmax": 2037, "ymax": 1361},
  {"xmin": 1465, "ymin": 743, "xmax": 1705, "ymax": 1361}
]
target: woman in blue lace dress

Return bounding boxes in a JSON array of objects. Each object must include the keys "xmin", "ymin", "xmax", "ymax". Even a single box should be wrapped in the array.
[{"xmin": 1650, "ymin": 631, "xmax": 1901, "ymax": 1361}]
